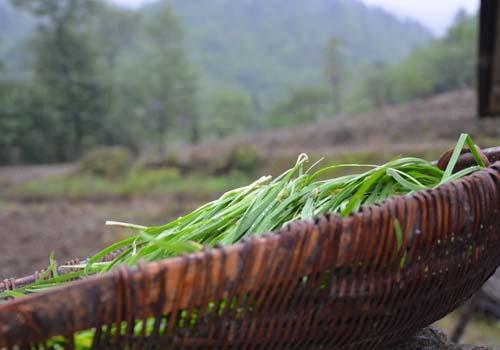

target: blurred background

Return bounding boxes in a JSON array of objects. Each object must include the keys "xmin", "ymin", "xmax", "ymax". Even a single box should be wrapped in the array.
[{"xmin": 1, "ymin": 0, "xmax": 499, "ymax": 345}]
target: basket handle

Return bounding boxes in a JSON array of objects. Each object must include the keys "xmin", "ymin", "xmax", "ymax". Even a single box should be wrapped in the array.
[{"xmin": 437, "ymin": 146, "xmax": 500, "ymax": 172}]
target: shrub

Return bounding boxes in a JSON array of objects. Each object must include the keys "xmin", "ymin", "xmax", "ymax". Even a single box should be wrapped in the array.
[
  {"xmin": 146, "ymin": 145, "xmax": 261, "ymax": 176},
  {"xmin": 78, "ymin": 146, "xmax": 133, "ymax": 178},
  {"xmin": 223, "ymin": 145, "xmax": 261, "ymax": 174}
]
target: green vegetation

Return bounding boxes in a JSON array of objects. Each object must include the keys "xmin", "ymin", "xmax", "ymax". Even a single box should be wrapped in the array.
[
  {"xmin": 324, "ymin": 37, "xmax": 349, "ymax": 113},
  {"xmin": 3, "ymin": 133, "xmax": 486, "ymax": 288},
  {"xmin": 12, "ymin": 0, "xmax": 107, "ymax": 160},
  {"xmin": 354, "ymin": 11, "xmax": 477, "ymax": 111},
  {"xmin": 270, "ymin": 11, "xmax": 477, "ymax": 118},
  {"xmin": 126, "ymin": 4, "xmax": 198, "ymax": 154},
  {"xmin": 267, "ymin": 86, "xmax": 333, "ymax": 128},
  {"xmin": 6, "ymin": 168, "xmax": 250, "ymax": 200},
  {"xmin": 93, "ymin": 150, "xmax": 479, "ymax": 268},
  {"xmin": 0, "ymin": 0, "xmax": 435, "ymax": 165},
  {"xmin": 0, "ymin": 0, "xmax": 477, "ymax": 166},
  {"xmin": 1, "ymin": 0, "xmax": 199, "ymax": 163},
  {"xmin": 10, "ymin": 141, "xmax": 480, "ymax": 201},
  {"xmin": 203, "ymin": 90, "xmax": 258, "ymax": 138},
  {"xmin": 78, "ymin": 146, "xmax": 133, "ymax": 179},
  {"xmin": 155, "ymin": 0, "xmax": 430, "ymax": 107},
  {"xmin": 222, "ymin": 146, "xmax": 261, "ymax": 175},
  {"xmin": 0, "ymin": 134, "xmax": 488, "ymax": 348}
]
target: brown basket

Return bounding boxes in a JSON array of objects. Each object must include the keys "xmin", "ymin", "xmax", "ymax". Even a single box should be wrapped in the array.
[{"xmin": 1, "ymin": 149, "xmax": 500, "ymax": 350}]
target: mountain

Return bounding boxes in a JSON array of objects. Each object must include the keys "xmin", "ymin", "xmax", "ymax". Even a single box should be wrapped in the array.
[
  {"xmin": 0, "ymin": 0, "xmax": 432, "ymax": 106},
  {"xmin": 144, "ymin": 0, "xmax": 433, "ymax": 105}
]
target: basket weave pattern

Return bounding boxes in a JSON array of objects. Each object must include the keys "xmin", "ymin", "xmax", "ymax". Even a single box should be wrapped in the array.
[{"xmin": 0, "ymin": 160, "xmax": 499, "ymax": 349}]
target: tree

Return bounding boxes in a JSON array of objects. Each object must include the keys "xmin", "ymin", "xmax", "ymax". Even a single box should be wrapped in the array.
[
  {"xmin": 12, "ymin": 0, "xmax": 106, "ymax": 160},
  {"xmin": 267, "ymin": 86, "xmax": 332, "ymax": 128},
  {"xmin": 361, "ymin": 62, "xmax": 394, "ymax": 108},
  {"xmin": 176, "ymin": 70, "xmax": 200, "ymax": 145},
  {"xmin": 430, "ymin": 10, "xmax": 476, "ymax": 92},
  {"xmin": 204, "ymin": 90, "xmax": 256, "ymax": 138},
  {"xmin": 0, "ymin": 80, "xmax": 59, "ymax": 164},
  {"xmin": 324, "ymin": 37, "xmax": 349, "ymax": 113},
  {"xmin": 0, "ymin": 38, "xmax": 4, "ymax": 73},
  {"xmin": 131, "ymin": 4, "xmax": 198, "ymax": 155},
  {"xmin": 87, "ymin": 3, "xmax": 142, "ymax": 150},
  {"xmin": 89, "ymin": 2, "xmax": 139, "ymax": 70},
  {"xmin": 355, "ymin": 10, "xmax": 477, "ymax": 108},
  {"xmin": 0, "ymin": 81, "xmax": 22, "ymax": 164}
]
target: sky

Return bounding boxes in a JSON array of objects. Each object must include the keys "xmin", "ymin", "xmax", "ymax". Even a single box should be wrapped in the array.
[
  {"xmin": 361, "ymin": 0, "xmax": 479, "ymax": 35},
  {"xmin": 109, "ymin": 0, "xmax": 480, "ymax": 36}
]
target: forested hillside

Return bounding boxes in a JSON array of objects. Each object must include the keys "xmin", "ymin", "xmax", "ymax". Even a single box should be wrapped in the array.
[
  {"xmin": 0, "ymin": 0, "xmax": 477, "ymax": 165},
  {"xmin": 1, "ymin": 0, "xmax": 431, "ymax": 104},
  {"xmin": 148, "ymin": 0, "xmax": 432, "ymax": 105}
]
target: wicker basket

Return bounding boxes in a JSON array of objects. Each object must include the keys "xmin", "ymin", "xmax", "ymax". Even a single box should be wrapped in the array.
[{"xmin": 1, "ymin": 148, "xmax": 499, "ymax": 350}]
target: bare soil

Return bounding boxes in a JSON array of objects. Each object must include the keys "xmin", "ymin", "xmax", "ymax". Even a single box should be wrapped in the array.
[{"xmin": 0, "ymin": 196, "xmax": 205, "ymax": 279}]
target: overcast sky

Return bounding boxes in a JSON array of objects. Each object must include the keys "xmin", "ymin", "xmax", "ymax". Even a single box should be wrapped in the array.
[
  {"xmin": 109, "ymin": 0, "xmax": 480, "ymax": 36},
  {"xmin": 362, "ymin": 0, "xmax": 479, "ymax": 35}
]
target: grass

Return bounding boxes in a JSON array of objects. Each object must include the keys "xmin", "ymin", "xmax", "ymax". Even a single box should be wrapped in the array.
[
  {"xmin": 4, "ymin": 149, "xmax": 452, "ymax": 201},
  {"xmin": 9, "ymin": 134, "xmax": 496, "ymax": 202},
  {"xmin": 5, "ymin": 167, "xmax": 251, "ymax": 200},
  {"xmin": 14, "ymin": 133, "xmax": 497, "ymax": 201}
]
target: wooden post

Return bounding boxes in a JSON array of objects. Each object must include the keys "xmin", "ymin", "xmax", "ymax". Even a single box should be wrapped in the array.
[{"xmin": 479, "ymin": 0, "xmax": 500, "ymax": 117}]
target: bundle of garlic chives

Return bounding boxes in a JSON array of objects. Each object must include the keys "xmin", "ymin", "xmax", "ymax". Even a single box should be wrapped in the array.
[{"xmin": 0, "ymin": 133, "xmax": 486, "ymax": 301}]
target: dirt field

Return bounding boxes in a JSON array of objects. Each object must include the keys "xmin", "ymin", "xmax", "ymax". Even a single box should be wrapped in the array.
[{"xmin": 0, "ymin": 194, "xmax": 206, "ymax": 278}]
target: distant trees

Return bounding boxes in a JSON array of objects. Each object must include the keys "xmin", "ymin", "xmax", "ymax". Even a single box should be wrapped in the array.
[
  {"xmin": 429, "ymin": 10, "xmax": 476, "ymax": 91},
  {"xmin": 116, "ymin": 4, "xmax": 198, "ymax": 155},
  {"xmin": 0, "ymin": 1, "xmax": 479, "ymax": 164},
  {"xmin": 267, "ymin": 87, "xmax": 332, "ymax": 128},
  {"xmin": 0, "ymin": 39, "xmax": 4, "ymax": 72},
  {"xmin": 0, "ymin": 0, "xmax": 199, "ymax": 164},
  {"xmin": 324, "ymin": 37, "xmax": 349, "ymax": 113},
  {"xmin": 264, "ymin": 10, "xmax": 477, "ymax": 128},
  {"xmin": 143, "ymin": 5, "xmax": 198, "ymax": 154},
  {"xmin": 204, "ymin": 90, "xmax": 256, "ymax": 138},
  {"xmin": 0, "ymin": 82, "xmax": 22, "ymax": 164},
  {"xmin": 86, "ymin": 3, "xmax": 139, "ymax": 150},
  {"xmin": 0, "ymin": 81, "xmax": 53, "ymax": 163},
  {"xmin": 89, "ymin": 2, "xmax": 139, "ymax": 70},
  {"xmin": 360, "ymin": 62, "xmax": 392, "ymax": 109},
  {"xmin": 11, "ymin": 0, "xmax": 106, "ymax": 160},
  {"xmin": 263, "ymin": 36, "xmax": 349, "ymax": 128},
  {"xmin": 358, "ymin": 11, "xmax": 477, "ymax": 109}
]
